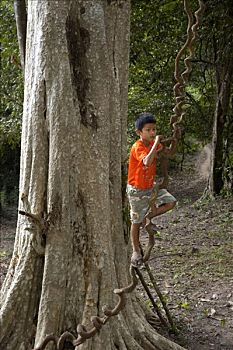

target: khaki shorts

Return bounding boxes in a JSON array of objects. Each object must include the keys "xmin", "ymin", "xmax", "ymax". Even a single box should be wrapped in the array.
[{"xmin": 127, "ymin": 184, "xmax": 176, "ymax": 224}]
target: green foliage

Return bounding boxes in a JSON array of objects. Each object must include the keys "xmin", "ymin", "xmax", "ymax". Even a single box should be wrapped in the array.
[
  {"xmin": 129, "ymin": 0, "xmax": 183, "ymax": 136},
  {"xmin": 179, "ymin": 301, "xmax": 190, "ymax": 310},
  {"xmin": 0, "ymin": 0, "xmax": 23, "ymax": 150},
  {"xmin": 128, "ymin": 0, "xmax": 216, "ymax": 149},
  {"xmin": 0, "ymin": 1, "xmax": 22, "ymax": 205}
]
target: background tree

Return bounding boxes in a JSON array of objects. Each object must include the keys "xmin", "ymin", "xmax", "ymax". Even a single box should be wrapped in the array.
[
  {"xmin": 0, "ymin": 0, "xmax": 23, "ymax": 209},
  {"xmin": 203, "ymin": 0, "xmax": 233, "ymax": 195},
  {"xmin": 0, "ymin": 1, "xmax": 185, "ymax": 350}
]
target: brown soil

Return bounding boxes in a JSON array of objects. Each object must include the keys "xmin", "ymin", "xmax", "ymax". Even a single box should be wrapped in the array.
[
  {"xmin": 0, "ymin": 206, "xmax": 17, "ymax": 287},
  {"xmin": 139, "ymin": 150, "xmax": 233, "ymax": 350},
  {"xmin": 1, "ymin": 150, "xmax": 233, "ymax": 350}
]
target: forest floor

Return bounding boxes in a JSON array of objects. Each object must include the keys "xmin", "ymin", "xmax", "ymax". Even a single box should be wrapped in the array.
[
  {"xmin": 1, "ymin": 148, "xmax": 233, "ymax": 350},
  {"xmin": 138, "ymin": 147, "xmax": 233, "ymax": 350}
]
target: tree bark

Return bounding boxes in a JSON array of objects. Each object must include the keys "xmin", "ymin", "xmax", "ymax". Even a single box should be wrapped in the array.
[
  {"xmin": 223, "ymin": 103, "xmax": 233, "ymax": 193},
  {"xmin": 1, "ymin": 1, "xmax": 185, "ymax": 349}
]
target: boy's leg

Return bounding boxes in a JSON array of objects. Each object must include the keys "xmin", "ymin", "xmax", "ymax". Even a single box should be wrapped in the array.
[
  {"xmin": 130, "ymin": 222, "xmax": 143, "ymax": 267},
  {"xmin": 145, "ymin": 201, "xmax": 176, "ymax": 237},
  {"xmin": 146, "ymin": 201, "xmax": 176, "ymax": 221},
  {"xmin": 145, "ymin": 189, "xmax": 177, "ymax": 231},
  {"xmin": 126, "ymin": 185, "xmax": 153, "ymax": 267}
]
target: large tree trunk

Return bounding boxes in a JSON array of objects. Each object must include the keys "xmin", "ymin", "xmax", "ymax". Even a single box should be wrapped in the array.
[{"xmin": 0, "ymin": 1, "xmax": 184, "ymax": 349}]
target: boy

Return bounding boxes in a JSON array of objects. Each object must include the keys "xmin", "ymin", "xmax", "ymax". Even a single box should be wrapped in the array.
[{"xmin": 127, "ymin": 112, "xmax": 176, "ymax": 267}]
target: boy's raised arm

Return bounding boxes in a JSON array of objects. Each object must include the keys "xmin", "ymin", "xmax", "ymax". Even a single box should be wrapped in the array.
[{"xmin": 143, "ymin": 135, "xmax": 163, "ymax": 166}]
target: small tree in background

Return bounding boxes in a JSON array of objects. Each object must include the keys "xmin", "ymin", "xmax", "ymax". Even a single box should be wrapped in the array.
[{"xmin": 0, "ymin": 1, "xmax": 23, "ymax": 207}]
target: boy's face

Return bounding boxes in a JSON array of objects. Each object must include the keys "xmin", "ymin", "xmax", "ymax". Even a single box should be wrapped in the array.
[{"xmin": 137, "ymin": 123, "xmax": 156, "ymax": 143}]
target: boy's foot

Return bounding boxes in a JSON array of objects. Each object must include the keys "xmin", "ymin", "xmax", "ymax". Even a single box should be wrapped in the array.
[
  {"xmin": 131, "ymin": 251, "xmax": 143, "ymax": 268},
  {"xmin": 145, "ymin": 223, "xmax": 162, "ymax": 239}
]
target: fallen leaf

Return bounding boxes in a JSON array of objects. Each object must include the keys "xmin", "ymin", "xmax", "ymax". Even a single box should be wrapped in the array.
[
  {"xmin": 226, "ymin": 301, "xmax": 233, "ymax": 307},
  {"xmin": 212, "ymin": 293, "xmax": 218, "ymax": 299},
  {"xmin": 207, "ymin": 308, "xmax": 216, "ymax": 317}
]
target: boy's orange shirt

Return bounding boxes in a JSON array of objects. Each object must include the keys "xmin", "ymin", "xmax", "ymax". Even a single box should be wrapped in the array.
[{"xmin": 128, "ymin": 140, "xmax": 161, "ymax": 190}]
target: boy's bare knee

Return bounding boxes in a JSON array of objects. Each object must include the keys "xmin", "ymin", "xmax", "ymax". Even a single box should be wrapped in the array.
[{"xmin": 168, "ymin": 201, "xmax": 176, "ymax": 210}]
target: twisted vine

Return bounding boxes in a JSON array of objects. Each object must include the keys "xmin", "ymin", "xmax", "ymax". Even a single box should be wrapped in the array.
[
  {"xmin": 143, "ymin": 0, "xmax": 205, "ymax": 278},
  {"xmin": 171, "ymin": 0, "xmax": 205, "ymax": 138},
  {"xmin": 34, "ymin": 266, "xmax": 138, "ymax": 349},
  {"xmin": 159, "ymin": 0, "xmax": 205, "ymax": 189}
]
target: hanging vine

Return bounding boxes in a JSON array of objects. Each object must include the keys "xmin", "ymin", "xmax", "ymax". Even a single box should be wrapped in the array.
[{"xmin": 159, "ymin": 0, "xmax": 205, "ymax": 188}]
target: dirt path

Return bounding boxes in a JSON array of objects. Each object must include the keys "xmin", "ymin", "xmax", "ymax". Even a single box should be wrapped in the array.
[{"xmin": 1, "ymin": 150, "xmax": 233, "ymax": 349}]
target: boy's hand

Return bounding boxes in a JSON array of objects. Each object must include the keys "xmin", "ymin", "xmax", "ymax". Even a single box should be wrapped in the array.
[{"xmin": 154, "ymin": 135, "xmax": 163, "ymax": 145}]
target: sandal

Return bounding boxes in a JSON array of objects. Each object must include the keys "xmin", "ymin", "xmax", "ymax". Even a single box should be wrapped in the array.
[
  {"xmin": 145, "ymin": 223, "xmax": 162, "ymax": 239},
  {"xmin": 131, "ymin": 251, "xmax": 143, "ymax": 268}
]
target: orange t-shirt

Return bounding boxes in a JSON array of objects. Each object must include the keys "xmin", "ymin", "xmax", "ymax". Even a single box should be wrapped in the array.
[{"xmin": 128, "ymin": 140, "xmax": 160, "ymax": 189}]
